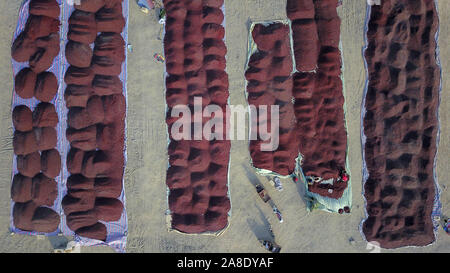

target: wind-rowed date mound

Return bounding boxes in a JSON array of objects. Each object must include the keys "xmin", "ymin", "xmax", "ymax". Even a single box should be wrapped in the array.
[
  {"xmin": 164, "ymin": 0, "xmax": 231, "ymax": 234},
  {"xmin": 62, "ymin": 0, "xmax": 125, "ymax": 241},
  {"xmin": 362, "ymin": 0, "xmax": 439, "ymax": 248},
  {"xmin": 11, "ymin": 0, "xmax": 61, "ymax": 233},
  {"xmin": 287, "ymin": 0, "xmax": 348, "ymax": 200},
  {"xmin": 245, "ymin": 23, "xmax": 298, "ymax": 176}
]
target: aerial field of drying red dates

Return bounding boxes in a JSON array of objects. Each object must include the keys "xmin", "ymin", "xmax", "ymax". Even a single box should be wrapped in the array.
[{"xmin": 3, "ymin": 0, "xmax": 448, "ymax": 253}]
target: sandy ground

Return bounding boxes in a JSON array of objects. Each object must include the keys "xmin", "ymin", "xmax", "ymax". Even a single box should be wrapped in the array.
[{"xmin": 0, "ymin": 0, "xmax": 448, "ymax": 253}]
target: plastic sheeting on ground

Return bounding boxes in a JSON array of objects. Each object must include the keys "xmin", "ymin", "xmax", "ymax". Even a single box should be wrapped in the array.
[
  {"xmin": 10, "ymin": 0, "xmax": 129, "ymax": 253},
  {"xmin": 244, "ymin": 19, "xmax": 352, "ymax": 214}
]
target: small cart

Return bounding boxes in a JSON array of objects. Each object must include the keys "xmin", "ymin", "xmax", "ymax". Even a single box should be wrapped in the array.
[{"xmin": 256, "ymin": 184, "xmax": 271, "ymax": 203}]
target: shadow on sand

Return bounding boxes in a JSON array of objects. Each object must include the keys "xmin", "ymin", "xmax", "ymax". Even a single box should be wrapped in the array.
[{"xmin": 48, "ymin": 235, "xmax": 70, "ymax": 250}]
